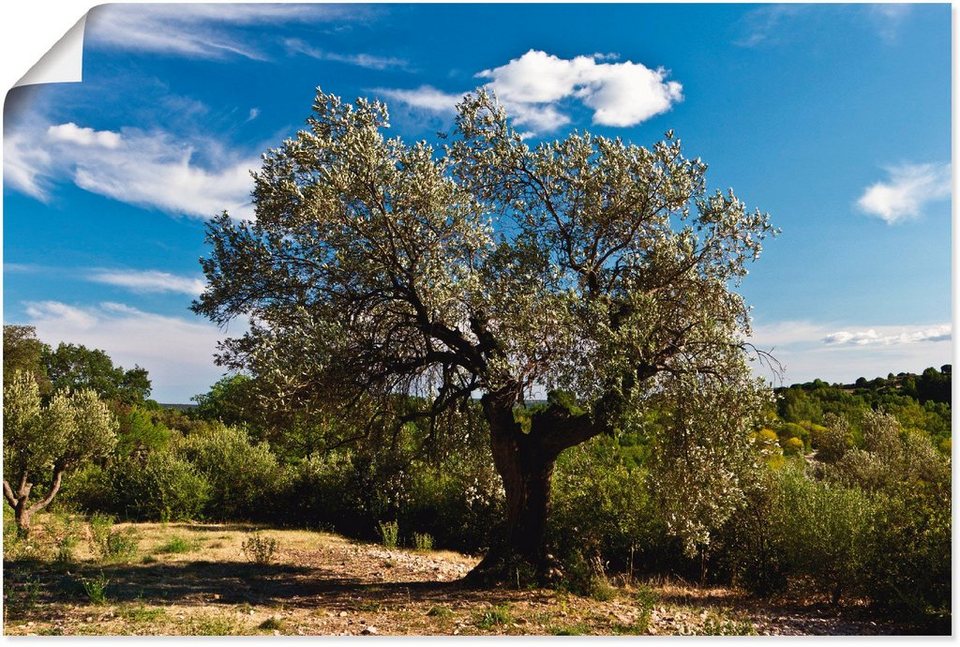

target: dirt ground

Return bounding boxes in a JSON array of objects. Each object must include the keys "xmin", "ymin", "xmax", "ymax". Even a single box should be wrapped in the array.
[{"xmin": 2, "ymin": 521, "xmax": 917, "ymax": 636}]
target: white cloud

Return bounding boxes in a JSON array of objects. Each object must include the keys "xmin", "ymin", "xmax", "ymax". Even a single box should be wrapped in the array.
[
  {"xmin": 735, "ymin": 5, "xmax": 808, "ymax": 47},
  {"xmin": 748, "ymin": 319, "xmax": 952, "ymax": 385},
  {"xmin": 87, "ymin": 270, "xmax": 206, "ymax": 296},
  {"xmin": 284, "ymin": 38, "xmax": 408, "ymax": 70},
  {"xmin": 85, "ymin": 4, "xmax": 359, "ymax": 61},
  {"xmin": 822, "ymin": 324, "xmax": 951, "ymax": 346},
  {"xmin": 6, "ymin": 121, "xmax": 258, "ymax": 220},
  {"xmin": 477, "ymin": 50, "xmax": 683, "ymax": 131},
  {"xmin": 856, "ymin": 163, "xmax": 951, "ymax": 224},
  {"xmin": 23, "ymin": 301, "xmax": 244, "ymax": 403},
  {"xmin": 379, "ymin": 50, "xmax": 682, "ymax": 134},
  {"xmin": 247, "ymin": 108, "xmax": 260, "ymax": 122},
  {"xmin": 375, "ymin": 85, "xmax": 466, "ymax": 113},
  {"xmin": 3, "ymin": 129, "xmax": 52, "ymax": 200},
  {"xmin": 47, "ymin": 122, "xmax": 121, "ymax": 148}
]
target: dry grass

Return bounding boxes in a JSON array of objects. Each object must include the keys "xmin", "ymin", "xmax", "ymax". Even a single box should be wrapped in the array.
[{"xmin": 3, "ymin": 517, "xmax": 902, "ymax": 636}]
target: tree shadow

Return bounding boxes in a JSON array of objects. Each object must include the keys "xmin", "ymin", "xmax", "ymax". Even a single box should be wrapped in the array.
[{"xmin": 4, "ymin": 558, "xmax": 546, "ymax": 620}]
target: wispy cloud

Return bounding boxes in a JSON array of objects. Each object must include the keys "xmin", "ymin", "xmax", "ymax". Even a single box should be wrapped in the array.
[
  {"xmin": 378, "ymin": 50, "xmax": 682, "ymax": 134},
  {"xmin": 734, "ymin": 4, "xmax": 808, "ymax": 48},
  {"xmin": 856, "ymin": 163, "xmax": 951, "ymax": 224},
  {"xmin": 748, "ymin": 319, "xmax": 952, "ymax": 385},
  {"xmin": 735, "ymin": 4, "xmax": 913, "ymax": 48},
  {"xmin": 6, "ymin": 120, "xmax": 258, "ymax": 219},
  {"xmin": 284, "ymin": 38, "xmax": 408, "ymax": 70},
  {"xmin": 85, "ymin": 4, "xmax": 366, "ymax": 61},
  {"xmin": 23, "ymin": 301, "xmax": 244, "ymax": 402},
  {"xmin": 373, "ymin": 85, "xmax": 466, "ymax": 113},
  {"xmin": 822, "ymin": 325, "xmax": 951, "ymax": 347},
  {"xmin": 87, "ymin": 269, "xmax": 206, "ymax": 296}
]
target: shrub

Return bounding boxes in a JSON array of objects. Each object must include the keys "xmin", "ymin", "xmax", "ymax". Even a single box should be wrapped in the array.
[
  {"xmin": 156, "ymin": 535, "xmax": 198, "ymax": 554},
  {"xmin": 377, "ymin": 520, "xmax": 399, "ymax": 548},
  {"xmin": 242, "ymin": 532, "xmax": 279, "ymax": 564},
  {"xmin": 78, "ymin": 572, "xmax": 110, "ymax": 604},
  {"xmin": 110, "ymin": 448, "xmax": 211, "ymax": 521},
  {"xmin": 179, "ymin": 424, "xmax": 286, "ymax": 521}
]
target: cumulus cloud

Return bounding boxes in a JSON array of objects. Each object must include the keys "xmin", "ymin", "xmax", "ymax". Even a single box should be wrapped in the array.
[
  {"xmin": 23, "ymin": 301, "xmax": 243, "ymax": 402},
  {"xmin": 47, "ymin": 122, "xmax": 121, "ymax": 148},
  {"xmin": 284, "ymin": 38, "xmax": 408, "ymax": 70},
  {"xmin": 477, "ymin": 50, "xmax": 683, "ymax": 130},
  {"xmin": 6, "ymin": 120, "xmax": 258, "ymax": 219},
  {"xmin": 84, "ymin": 4, "xmax": 362, "ymax": 61},
  {"xmin": 856, "ymin": 163, "xmax": 951, "ymax": 224},
  {"xmin": 378, "ymin": 50, "xmax": 682, "ymax": 134},
  {"xmin": 87, "ymin": 270, "xmax": 206, "ymax": 296}
]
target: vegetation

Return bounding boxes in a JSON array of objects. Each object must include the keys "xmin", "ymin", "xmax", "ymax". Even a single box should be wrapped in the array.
[{"xmin": 1, "ymin": 88, "xmax": 950, "ymax": 635}]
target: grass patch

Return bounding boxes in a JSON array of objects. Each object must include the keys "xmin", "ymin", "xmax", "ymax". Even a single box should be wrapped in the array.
[
  {"xmin": 427, "ymin": 605, "xmax": 454, "ymax": 620},
  {"xmin": 155, "ymin": 535, "xmax": 199, "ymax": 554},
  {"xmin": 698, "ymin": 613, "xmax": 757, "ymax": 636},
  {"xmin": 186, "ymin": 614, "xmax": 245, "ymax": 636},
  {"xmin": 473, "ymin": 603, "xmax": 513, "ymax": 630},
  {"xmin": 550, "ymin": 622, "xmax": 591, "ymax": 636},
  {"xmin": 258, "ymin": 616, "xmax": 284, "ymax": 631},
  {"xmin": 117, "ymin": 603, "xmax": 167, "ymax": 623}
]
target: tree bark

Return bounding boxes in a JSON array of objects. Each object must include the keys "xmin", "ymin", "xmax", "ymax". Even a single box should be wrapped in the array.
[{"xmin": 466, "ymin": 389, "xmax": 604, "ymax": 586}]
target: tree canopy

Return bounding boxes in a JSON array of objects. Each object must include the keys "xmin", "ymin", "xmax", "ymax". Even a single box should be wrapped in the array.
[{"xmin": 193, "ymin": 89, "xmax": 775, "ymax": 580}]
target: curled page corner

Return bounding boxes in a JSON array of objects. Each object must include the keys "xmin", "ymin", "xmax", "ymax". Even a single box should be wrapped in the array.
[{"xmin": 14, "ymin": 13, "xmax": 87, "ymax": 88}]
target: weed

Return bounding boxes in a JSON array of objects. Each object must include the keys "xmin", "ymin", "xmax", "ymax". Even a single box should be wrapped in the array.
[
  {"xmin": 79, "ymin": 572, "xmax": 110, "ymax": 605},
  {"xmin": 104, "ymin": 528, "xmax": 140, "ymax": 562},
  {"xmin": 413, "ymin": 532, "xmax": 434, "ymax": 551},
  {"xmin": 156, "ymin": 535, "xmax": 198, "ymax": 554},
  {"xmin": 117, "ymin": 603, "xmax": 167, "ymax": 623},
  {"xmin": 377, "ymin": 520, "xmax": 399, "ymax": 548},
  {"xmin": 7, "ymin": 575, "xmax": 43, "ymax": 614},
  {"xmin": 88, "ymin": 513, "xmax": 114, "ymax": 552},
  {"xmin": 473, "ymin": 603, "xmax": 513, "ymax": 630},
  {"xmin": 698, "ymin": 613, "xmax": 757, "ymax": 636},
  {"xmin": 186, "ymin": 614, "xmax": 245, "ymax": 636},
  {"xmin": 242, "ymin": 532, "xmax": 279, "ymax": 564},
  {"xmin": 631, "ymin": 582, "xmax": 660, "ymax": 631},
  {"xmin": 258, "ymin": 616, "xmax": 284, "ymax": 631},
  {"xmin": 588, "ymin": 574, "xmax": 618, "ymax": 601},
  {"xmin": 427, "ymin": 605, "xmax": 453, "ymax": 620},
  {"xmin": 141, "ymin": 555, "xmax": 158, "ymax": 564}
]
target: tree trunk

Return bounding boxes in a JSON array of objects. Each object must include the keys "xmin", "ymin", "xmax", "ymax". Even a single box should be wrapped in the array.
[
  {"xmin": 14, "ymin": 499, "xmax": 33, "ymax": 534},
  {"xmin": 466, "ymin": 392, "xmax": 564, "ymax": 585}
]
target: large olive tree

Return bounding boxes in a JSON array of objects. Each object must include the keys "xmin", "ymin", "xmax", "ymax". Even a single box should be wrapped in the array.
[
  {"xmin": 193, "ymin": 90, "xmax": 775, "ymax": 581},
  {"xmin": 3, "ymin": 371, "xmax": 117, "ymax": 532}
]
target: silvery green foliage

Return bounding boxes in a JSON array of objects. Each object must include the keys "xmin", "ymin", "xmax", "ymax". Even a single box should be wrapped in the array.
[
  {"xmin": 646, "ymin": 368, "xmax": 772, "ymax": 556},
  {"xmin": 193, "ymin": 89, "xmax": 775, "ymax": 538},
  {"xmin": 3, "ymin": 371, "xmax": 117, "ymax": 510}
]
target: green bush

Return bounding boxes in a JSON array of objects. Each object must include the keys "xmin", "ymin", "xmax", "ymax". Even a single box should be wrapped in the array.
[
  {"xmin": 110, "ymin": 448, "xmax": 211, "ymax": 521},
  {"xmin": 178, "ymin": 424, "xmax": 285, "ymax": 521},
  {"xmin": 377, "ymin": 520, "xmax": 399, "ymax": 548},
  {"xmin": 241, "ymin": 532, "xmax": 279, "ymax": 564}
]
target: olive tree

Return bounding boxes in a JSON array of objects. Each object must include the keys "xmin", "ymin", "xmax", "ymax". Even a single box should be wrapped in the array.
[
  {"xmin": 3, "ymin": 371, "xmax": 117, "ymax": 532},
  {"xmin": 193, "ymin": 89, "xmax": 775, "ymax": 581}
]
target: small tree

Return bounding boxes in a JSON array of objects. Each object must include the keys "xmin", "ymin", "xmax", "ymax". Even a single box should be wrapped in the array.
[{"xmin": 3, "ymin": 371, "xmax": 117, "ymax": 532}]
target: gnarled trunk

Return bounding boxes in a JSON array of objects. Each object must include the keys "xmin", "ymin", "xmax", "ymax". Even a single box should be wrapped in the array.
[{"xmin": 466, "ymin": 390, "xmax": 598, "ymax": 586}]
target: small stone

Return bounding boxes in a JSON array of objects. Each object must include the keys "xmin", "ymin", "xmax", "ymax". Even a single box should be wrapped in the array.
[
  {"xmin": 361, "ymin": 626, "xmax": 379, "ymax": 635},
  {"xmin": 273, "ymin": 630, "xmax": 281, "ymax": 636},
  {"xmin": 248, "ymin": 609, "xmax": 255, "ymax": 615},
  {"xmin": 339, "ymin": 611, "xmax": 348, "ymax": 617},
  {"xmin": 84, "ymin": 617, "xmax": 93, "ymax": 623}
]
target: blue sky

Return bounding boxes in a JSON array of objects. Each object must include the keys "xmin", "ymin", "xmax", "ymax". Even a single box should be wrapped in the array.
[{"xmin": 3, "ymin": 3, "xmax": 953, "ymax": 402}]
